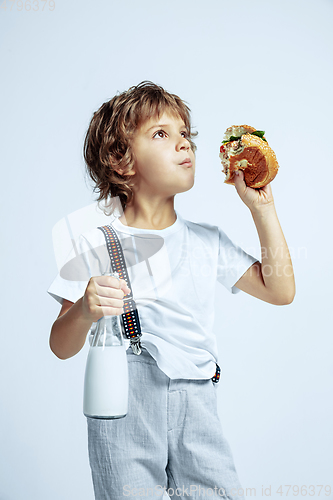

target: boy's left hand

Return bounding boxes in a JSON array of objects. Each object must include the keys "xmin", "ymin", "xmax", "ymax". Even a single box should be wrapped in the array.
[{"xmin": 233, "ymin": 170, "xmax": 275, "ymax": 213}]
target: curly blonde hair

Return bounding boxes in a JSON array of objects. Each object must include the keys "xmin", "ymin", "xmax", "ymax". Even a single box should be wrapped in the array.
[{"xmin": 83, "ymin": 81, "xmax": 198, "ymax": 216}]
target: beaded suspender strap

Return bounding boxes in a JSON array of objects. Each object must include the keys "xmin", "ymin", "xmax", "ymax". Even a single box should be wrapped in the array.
[
  {"xmin": 97, "ymin": 224, "xmax": 142, "ymax": 355},
  {"xmin": 211, "ymin": 365, "xmax": 221, "ymax": 384},
  {"xmin": 97, "ymin": 223, "xmax": 221, "ymax": 383}
]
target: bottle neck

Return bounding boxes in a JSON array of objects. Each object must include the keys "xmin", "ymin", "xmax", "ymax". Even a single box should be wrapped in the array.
[{"xmin": 91, "ymin": 315, "xmax": 124, "ymax": 347}]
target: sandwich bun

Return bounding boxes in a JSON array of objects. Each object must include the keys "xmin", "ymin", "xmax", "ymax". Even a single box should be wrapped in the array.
[{"xmin": 219, "ymin": 125, "xmax": 279, "ymax": 188}]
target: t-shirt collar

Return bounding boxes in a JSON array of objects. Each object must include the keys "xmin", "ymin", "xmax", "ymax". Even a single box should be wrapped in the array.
[{"xmin": 112, "ymin": 209, "xmax": 184, "ymax": 237}]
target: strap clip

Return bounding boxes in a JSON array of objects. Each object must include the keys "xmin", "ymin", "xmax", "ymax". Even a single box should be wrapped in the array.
[{"xmin": 129, "ymin": 336, "xmax": 142, "ymax": 355}]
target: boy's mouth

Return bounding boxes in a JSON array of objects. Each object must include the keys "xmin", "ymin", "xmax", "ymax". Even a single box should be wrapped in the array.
[{"xmin": 180, "ymin": 158, "xmax": 192, "ymax": 167}]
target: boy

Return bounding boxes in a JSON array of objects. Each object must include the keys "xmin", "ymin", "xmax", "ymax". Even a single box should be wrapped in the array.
[{"xmin": 48, "ymin": 81, "xmax": 295, "ymax": 499}]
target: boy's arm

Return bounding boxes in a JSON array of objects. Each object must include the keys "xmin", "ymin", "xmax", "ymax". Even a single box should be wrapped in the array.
[
  {"xmin": 232, "ymin": 171, "xmax": 295, "ymax": 305},
  {"xmin": 49, "ymin": 297, "xmax": 93, "ymax": 360},
  {"xmin": 49, "ymin": 276, "xmax": 131, "ymax": 360}
]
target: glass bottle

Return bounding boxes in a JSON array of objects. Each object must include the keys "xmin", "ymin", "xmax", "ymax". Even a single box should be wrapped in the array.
[{"xmin": 83, "ymin": 272, "xmax": 129, "ymax": 419}]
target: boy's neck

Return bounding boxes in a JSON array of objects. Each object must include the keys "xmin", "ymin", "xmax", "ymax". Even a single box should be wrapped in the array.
[{"xmin": 118, "ymin": 201, "xmax": 177, "ymax": 230}]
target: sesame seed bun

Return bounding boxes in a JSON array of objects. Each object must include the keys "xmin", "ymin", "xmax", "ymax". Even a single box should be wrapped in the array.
[{"xmin": 219, "ymin": 125, "xmax": 279, "ymax": 189}]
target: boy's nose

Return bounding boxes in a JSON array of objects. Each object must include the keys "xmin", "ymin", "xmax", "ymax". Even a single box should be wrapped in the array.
[{"xmin": 176, "ymin": 137, "xmax": 190, "ymax": 151}]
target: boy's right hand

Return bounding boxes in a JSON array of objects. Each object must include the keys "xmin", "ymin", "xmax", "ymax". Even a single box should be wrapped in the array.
[{"xmin": 81, "ymin": 275, "xmax": 131, "ymax": 322}]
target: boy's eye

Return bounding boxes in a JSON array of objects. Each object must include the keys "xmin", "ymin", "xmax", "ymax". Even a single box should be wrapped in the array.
[
  {"xmin": 153, "ymin": 130, "xmax": 167, "ymax": 139},
  {"xmin": 152, "ymin": 130, "xmax": 189, "ymax": 139}
]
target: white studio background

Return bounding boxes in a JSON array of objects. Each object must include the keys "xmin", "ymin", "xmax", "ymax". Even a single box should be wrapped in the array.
[{"xmin": 1, "ymin": 0, "xmax": 332, "ymax": 499}]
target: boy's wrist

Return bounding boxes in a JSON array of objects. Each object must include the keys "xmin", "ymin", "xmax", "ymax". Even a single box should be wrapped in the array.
[
  {"xmin": 78, "ymin": 296, "xmax": 95, "ymax": 326},
  {"xmin": 249, "ymin": 201, "xmax": 276, "ymax": 220}
]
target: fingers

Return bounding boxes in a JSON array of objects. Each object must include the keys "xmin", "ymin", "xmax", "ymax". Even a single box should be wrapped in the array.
[
  {"xmin": 120, "ymin": 278, "xmax": 131, "ymax": 295},
  {"xmin": 262, "ymin": 182, "xmax": 273, "ymax": 196},
  {"xmin": 234, "ymin": 170, "xmax": 244, "ymax": 184},
  {"xmin": 82, "ymin": 275, "xmax": 131, "ymax": 322},
  {"xmin": 233, "ymin": 170, "xmax": 247, "ymax": 196},
  {"xmin": 93, "ymin": 275, "xmax": 131, "ymax": 294}
]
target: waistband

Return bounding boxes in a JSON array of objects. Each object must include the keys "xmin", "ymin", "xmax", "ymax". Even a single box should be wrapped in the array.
[
  {"xmin": 126, "ymin": 346, "xmax": 221, "ymax": 384},
  {"xmin": 126, "ymin": 346, "xmax": 155, "ymax": 363}
]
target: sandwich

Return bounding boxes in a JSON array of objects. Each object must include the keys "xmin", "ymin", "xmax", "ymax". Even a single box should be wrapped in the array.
[{"xmin": 219, "ymin": 125, "xmax": 279, "ymax": 188}]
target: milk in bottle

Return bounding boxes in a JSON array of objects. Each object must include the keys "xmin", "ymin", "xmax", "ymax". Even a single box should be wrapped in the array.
[{"xmin": 83, "ymin": 272, "xmax": 129, "ymax": 419}]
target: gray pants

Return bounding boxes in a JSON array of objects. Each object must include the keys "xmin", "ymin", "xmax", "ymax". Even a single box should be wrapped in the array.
[{"xmin": 87, "ymin": 348, "xmax": 245, "ymax": 499}]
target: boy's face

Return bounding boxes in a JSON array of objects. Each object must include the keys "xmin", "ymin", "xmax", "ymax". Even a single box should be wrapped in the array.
[{"xmin": 129, "ymin": 111, "xmax": 196, "ymax": 198}]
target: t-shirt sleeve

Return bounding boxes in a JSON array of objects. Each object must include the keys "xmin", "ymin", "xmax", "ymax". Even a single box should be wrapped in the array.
[
  {"xmin": 217, "ymin": 227, "xmax": 259, "ymax": 294},
  {"xmin": 47, "ymin": 231, "xmax": 107, "ymax": 306}
]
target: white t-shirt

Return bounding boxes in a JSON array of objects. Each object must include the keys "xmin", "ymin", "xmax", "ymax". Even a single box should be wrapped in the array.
[{"xmin": 47, "ymin": 210, "xmax": 258, "ymax": 380}]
